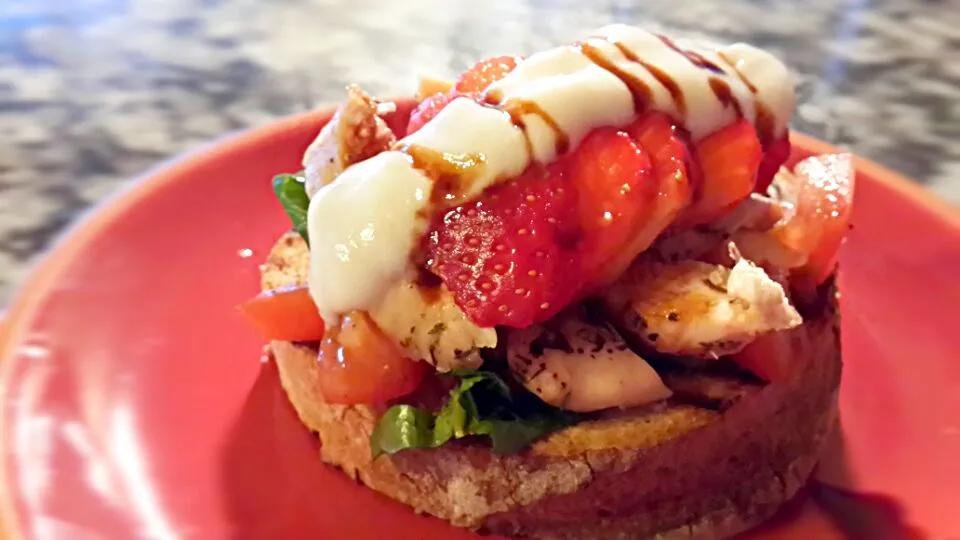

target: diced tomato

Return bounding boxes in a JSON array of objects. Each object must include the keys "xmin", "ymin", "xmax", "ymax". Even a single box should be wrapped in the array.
[
  {"xmin": 317, "ymin": 311, "xmax": 427, "ymax": 404},
  {"xmin": 732, "ymin": 332, "xmax": 793, "ymax": 382},
  {"xmin": 238, "ymin": 286, "xmax": 325, "ymax": 342},
  {"xmin": 454, "ymin": 55, "xmax": 523, "ymax": 94},
  {"xmin": 773, "ymin": 153, "xmax": 855, "ymax": 285},
  {"xmin": 678, "ymin": 120, "xmax": 762, "ymax": 227}
]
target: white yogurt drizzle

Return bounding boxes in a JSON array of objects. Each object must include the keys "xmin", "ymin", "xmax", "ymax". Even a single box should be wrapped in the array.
[{"xmin": 306, "ymin": 24, "xmax": 796, "ymax": 324}]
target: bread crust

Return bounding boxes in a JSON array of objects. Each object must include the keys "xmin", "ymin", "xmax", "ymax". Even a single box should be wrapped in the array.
[{"xmin": 264, "ymin": 232, "xmax": 842, "ymax": 539}]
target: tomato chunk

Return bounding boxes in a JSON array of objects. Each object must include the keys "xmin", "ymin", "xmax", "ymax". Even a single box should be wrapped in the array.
[
  {"xmin": 238, "ymin": 286, "xmax": 325, "ymax": 342},
  {"xmin": 773, "ymin": 153, "xmax": 855, "ymax": 285},
  {"xmin": 732, "ymin": 332, "xmax": 793, "ymax": 382},
  {"xmin": 317, "ymin": 311, "xmax": 427, "ymax": 404}
]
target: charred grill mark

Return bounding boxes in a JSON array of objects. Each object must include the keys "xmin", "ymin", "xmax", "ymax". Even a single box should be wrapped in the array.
[
  {"xmin": 527, "ymin": 362, "xmax": 548, "ymax": 382},
  {"xmin": 513, "ymin": 353, "xmax": 535, "ymax": 368},
  {"xmin": 623, "ymin": 308, "xmax": 649, "ymax": 332},
  {"xmin": 697, "ymin": 339, "xmax": 742, "ymax": 355},
  {"xmin": 529, "ymin": 329, "xmax": 573, "ymax": 357},
  {"xmin": 703, "ymin": 275, "xmax": 728, "ymax": 293},
  {"xmin": 573, "ymin": 326, "xmax": 609, "ymax": 353}
]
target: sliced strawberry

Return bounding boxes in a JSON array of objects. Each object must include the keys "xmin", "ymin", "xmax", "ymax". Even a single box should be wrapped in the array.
[
  {"xmin": 407, "ymin": 56, "xmax": 521, "ymax": 135},
  {"xmin": 454, "ymin": 55, "xmax": 523, "ymax": 94},
  {"xmin": 428, "ymin": 164, "xmax": 579, "ymax": 328},
  {"xmin": 428, "ymin": 122, "xmax": 694, "ymax": 327},
  {"xmin": 407, "ymin": 91, "xmax": 483, "ymax": 135},
  {"xmin": 756, "ymin": 134, "xmax": 792, "ymax": 193},
  {"xmin": 567, "ymin": 127, "xmax": 655, "ymax": 285},
  {"xmin": 625, "ymin": 112, "xmax": 689, "ymax": 188},
  {"xmin": 624, "ymin": 112, "xmax": 694, "ymax": 213},
  {"xmin": 678, "ymin": 119, "xmax": 762, "ymax": 227}
]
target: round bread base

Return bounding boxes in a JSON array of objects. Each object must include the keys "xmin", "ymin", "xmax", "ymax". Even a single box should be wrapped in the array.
[
  {"xmin": 270, "ymin": 296, "xmax": 839, "ymax": 540},
  {"xmin": 263, "ymin": 232, "xmax": 842, "ymax": 539}
]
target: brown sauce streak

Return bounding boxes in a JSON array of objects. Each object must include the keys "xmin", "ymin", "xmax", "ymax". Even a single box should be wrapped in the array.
[
  {"xmin": 657, "ymin": 34, "xmax": 724, "ymax": 74},
  {"xmin": 401, "ymin": 144, "xmax": 485, "ymax": 209},
  {"xmin": 708, "ymin": 77, "xmax": 744, "ymax": 119},
  {"xmin": 611, "ymin": 41, "xmax": 687, "ymax": 117},
  {"xmin": 413, "ymin": 267, "xmax": 444, "ymax": 305},
  {"xmin": 500, "ymin": 98, "xmax": 570, "ymax": 156},
  {"xmin": 716, "ymin": 50, "xmax": 758, "ymax": 93},
  {"xmin": 483, "ymin": 89, "xmax": 532, "ymax": 160},
  {"xmin": 401, "ymin": 37, "xmax": 768, "ymax": 238},
  {"xmin": 754, "ymin": 101, "xmax": 777, "ymax": 145},
  {"xmin": 577, "ymin": 42, "xmax": 654, "ymax": 115}
]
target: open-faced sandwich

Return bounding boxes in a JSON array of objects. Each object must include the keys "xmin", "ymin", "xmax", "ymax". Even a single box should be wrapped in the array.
[{"xmin": 239, "ymin": 23, "xmax": 854, "ymax": 539}]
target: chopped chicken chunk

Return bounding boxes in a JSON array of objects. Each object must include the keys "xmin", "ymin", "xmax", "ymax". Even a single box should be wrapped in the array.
[
  {"xmin": 369, "ymin": 281, "xmax": 497, "ymax": 372},
  {"xmin": 507, "ymin": 310, "xmax": 672, "ymax": 412},
  {"xmin": 302, "ymin": 85, "xmax": 396, "ymax": 198},
  {"xmin": 603, "ymin": 256, "xmax": 802, "ymax": 359},
  {"xmin": 653, "ymin": 193, "xmax": 789, "ymax": 265},
  {"xmin": 415, "ymin": 76, "xmax": 453, "ymax": 101}
]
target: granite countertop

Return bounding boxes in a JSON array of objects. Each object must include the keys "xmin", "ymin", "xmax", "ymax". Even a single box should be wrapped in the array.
[{"xmin": 0, "ymin": 0, "xmax": 958, "ymax": 304}]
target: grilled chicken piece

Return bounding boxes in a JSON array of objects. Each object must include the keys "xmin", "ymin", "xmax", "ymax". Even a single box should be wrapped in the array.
[
  {"xmin": 415, "ymin": 76, "xmax": 453, "ymax": 101},
  {"xmin": 506, "ymin": 310, "xmax": 672, "ymax": 412},
  {"xmin": 603, "ymin": 256, "xmax": 802, "ymax": 359},
  {"xmin": 302, "ymin": 85, "xmax": 396, "ymax": 198},
  {"xmin": 369, "ymin": 280, "xmax": 497, "ymax": 372},
  {"xmin": 653, "ymin": 193, "xmax": 790, "ymax": 265},
  {"xmin": 261, "ymin": 232, "xmax": 493, "ymax": 372}
]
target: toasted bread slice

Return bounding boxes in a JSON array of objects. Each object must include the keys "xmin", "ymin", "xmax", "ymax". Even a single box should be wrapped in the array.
[{"xmin": 262, "ymin": 232, "xmax": 842, "ymax": 539}]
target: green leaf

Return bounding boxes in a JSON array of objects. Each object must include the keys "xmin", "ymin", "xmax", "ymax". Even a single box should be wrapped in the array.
[
  {"xmin": 448, "ymin": 368, "xmax": 511, "ymax": 398},
  {"xmin": 369, "ymin": 368, "xmax": 580, "ymax": 459},
  {"xmin": 272, "ymin": 173, "xmax": 311, "ymax": 246},
  {"xmin": 432, "ymin": 373, "xmax": 485, "ymax": 445},
  {"xmin": 369, "ymin": 405, "xmax": 433, "ymax": 459},
  {"xmin": 477, "ymin": 418, "xmax": 554, "ymax": 455}
]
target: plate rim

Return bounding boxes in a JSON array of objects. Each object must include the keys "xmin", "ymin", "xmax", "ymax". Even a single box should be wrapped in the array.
[{"xmin": 0, "ymin": 104, "xmax": 957, "ymax": 538}]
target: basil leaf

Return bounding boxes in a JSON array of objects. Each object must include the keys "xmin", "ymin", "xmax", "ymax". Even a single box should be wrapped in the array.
[
  {"xmin": 272, "ymin": 173, "xmax": 311, "ymax": 246},
  {"xmin": 369, "ymin": 405, "xmax": 433, "ymax": 459},
  {"xmin": 448, "ymin": 368, "xmax": 511, "ymax": 398},
  {"xmin": 370, "ymin": 369, "xmax": 579, "ymax": 458},
  {"xmin": 474, "ymin": 418, "xmax": 555, "ymax": 456},
  {"xmin": 432, "ymin": 375, "xmax": 483, "ymax": 445}
]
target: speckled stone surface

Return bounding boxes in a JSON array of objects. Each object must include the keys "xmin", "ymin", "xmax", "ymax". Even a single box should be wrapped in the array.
[{"xmin": 0, "ymin": 0, "xmax": 958, "ymax": 304}]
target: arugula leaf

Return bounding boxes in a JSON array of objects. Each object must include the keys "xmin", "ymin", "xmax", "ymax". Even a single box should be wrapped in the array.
[
  {"xmin": 369, "ymin": 369, "xmax": 579, "ymax": 458},
  {"xmin": 272, "ymin": 173, "xmax": 311, "ymax": 246}
]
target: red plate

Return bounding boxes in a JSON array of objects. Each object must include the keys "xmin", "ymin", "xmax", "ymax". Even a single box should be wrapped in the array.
[{"xmin": 1, "ymin": 101, "xmax": 959, "ymax": 540}]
